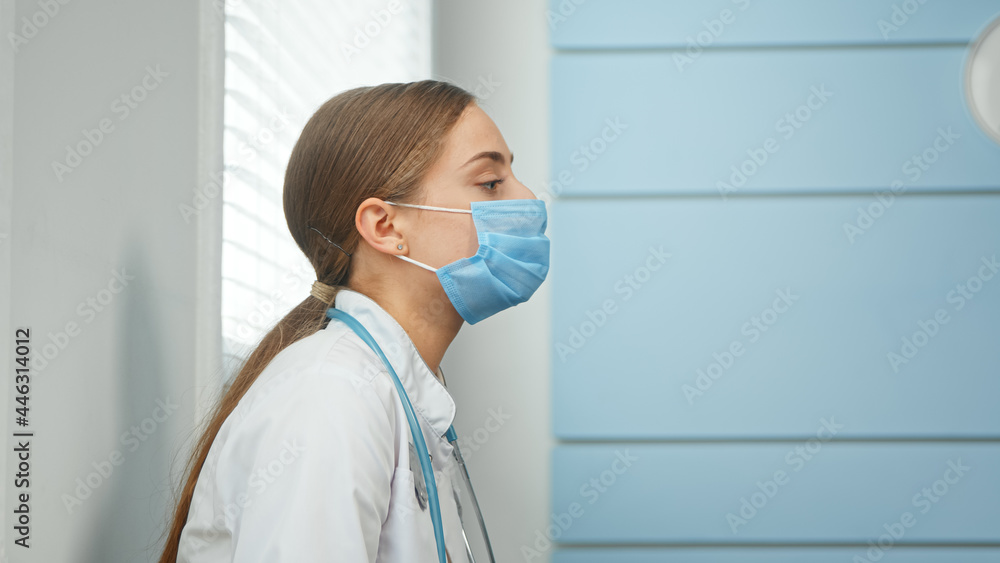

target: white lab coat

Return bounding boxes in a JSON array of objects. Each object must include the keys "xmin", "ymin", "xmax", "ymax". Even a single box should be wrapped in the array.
[{"xmin": 177, "ymin": 288, "xmax": 470, "ymax": 562}]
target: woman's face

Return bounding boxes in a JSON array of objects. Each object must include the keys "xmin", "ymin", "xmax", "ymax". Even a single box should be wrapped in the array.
[{"xmin": 397, "ymin": 103, "xmax": 537, "ymax": 269}]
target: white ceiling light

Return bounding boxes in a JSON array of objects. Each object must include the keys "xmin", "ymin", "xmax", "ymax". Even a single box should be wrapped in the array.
[{"xmin": 966, "ymin": 15, "xmax": 1000, "ymax": 145}]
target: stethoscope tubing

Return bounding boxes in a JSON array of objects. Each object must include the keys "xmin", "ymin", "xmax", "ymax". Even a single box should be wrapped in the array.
[
  {"xmin": 327, "ymin": 308, "xmax": 449, "ymax": 563},
  {"xmin": 449, "ymin": 437, "xmax": 497, "ymax": 562}
]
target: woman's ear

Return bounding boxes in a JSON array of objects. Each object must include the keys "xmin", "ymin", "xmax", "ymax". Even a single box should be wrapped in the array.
[{"xmin": 355, "ymin": 197, "xmax": 405, "ymax": 255}]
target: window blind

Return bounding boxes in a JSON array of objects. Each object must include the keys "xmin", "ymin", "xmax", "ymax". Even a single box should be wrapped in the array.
[{"xmin": 221, "ymin": 0, "xmax": 431, "ymax": 380}]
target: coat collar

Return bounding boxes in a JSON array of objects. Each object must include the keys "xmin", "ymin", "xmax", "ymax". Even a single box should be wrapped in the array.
[{"xmin": 329, "ymin": 288, "xmax": 457, "ymax": 439}]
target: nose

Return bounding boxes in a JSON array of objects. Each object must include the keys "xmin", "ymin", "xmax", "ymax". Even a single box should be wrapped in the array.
[{"xmin": 508, "ymin": 177, "xmax": 537, "ymax": 200}]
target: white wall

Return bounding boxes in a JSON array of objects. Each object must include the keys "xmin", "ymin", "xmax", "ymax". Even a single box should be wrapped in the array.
[
  {"xmin": 3, "ymin": 1, "xmax": 206, "ymax": 561},
  {"xmin": 433, "ymin": 2, "xmax": 555, "ymax": 561},
  {"xmin": 1, "ymin": 0, "xmax": 15, "ymax": 559},
  {"xmin": 0, "ymin": 1, "xmax": 553, "ymax": 561}
]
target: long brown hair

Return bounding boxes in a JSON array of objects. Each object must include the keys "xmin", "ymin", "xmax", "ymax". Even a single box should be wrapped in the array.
[{"xmin": 158, "ymin": 80, "xmax": 474, "ymax": 561}]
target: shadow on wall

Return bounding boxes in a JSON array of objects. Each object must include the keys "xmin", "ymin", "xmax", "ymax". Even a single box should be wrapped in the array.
[{"xmin": 68, "ymin": 239, "xmax": 192, "ymax": 562}]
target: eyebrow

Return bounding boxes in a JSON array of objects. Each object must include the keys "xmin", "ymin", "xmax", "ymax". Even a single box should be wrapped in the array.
[{"xmin": 461, "ymin": 151, "xmax": 513, "ymax": 168}]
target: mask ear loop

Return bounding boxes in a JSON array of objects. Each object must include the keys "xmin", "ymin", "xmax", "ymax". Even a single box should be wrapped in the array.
[
  {"xmin": 386, "ymin": 201, "xmax": 473, "ymax": 214},
  {"xmin": 385, "ymin": 201, "xmax": 473, "ymax": 273},
  {"xmin": 396, "ymin": 254, "xmax": 438, "ymax": 273}
]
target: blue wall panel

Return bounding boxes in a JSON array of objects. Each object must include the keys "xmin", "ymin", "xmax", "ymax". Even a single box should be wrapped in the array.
[
  {"xmin": 549, "ymin": 0, "xmax": 1000, "ymax": 48},
  {"xmin": 551, "ymin": 196, "xmax": 1000, "ymax": 439},
  {"xmin": 552, "ymin": 548, "xmax": 1000, "ymax": 562},
  {"xmin": 548, "ymin": 1, "xmax": 1000, "ymax": 559},
  {"xmin": 553, "ymin": 548, "xmax": 1000, "ymax": 563},
  {"xmin": 550, "ymin": 443, "xmax": 1000, "ymax": 543},
  {"xmin": 551, "ymin": 49, "xmax": 1000, "ymax": 197}
]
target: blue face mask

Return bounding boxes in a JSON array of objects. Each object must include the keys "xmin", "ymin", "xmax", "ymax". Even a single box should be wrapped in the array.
[{"xmin": 386, "ymin": 199, "xmax": 550, "ymax": 324}]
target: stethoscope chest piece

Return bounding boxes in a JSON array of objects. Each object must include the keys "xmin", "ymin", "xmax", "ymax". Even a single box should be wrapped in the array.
[{"xmin": 409, "ymin": 440, "xmax": 429, "ymax": 510}]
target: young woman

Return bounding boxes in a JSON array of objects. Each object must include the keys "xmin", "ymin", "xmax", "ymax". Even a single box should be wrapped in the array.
[{"xmin": 157, "ymin": 80, "xmax": 549, "ymax": 562}]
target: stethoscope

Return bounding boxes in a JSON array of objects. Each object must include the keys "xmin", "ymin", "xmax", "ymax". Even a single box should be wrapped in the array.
[{"xmin": 327, "ymin": 307, "xmax": 496, "ymax": 563}]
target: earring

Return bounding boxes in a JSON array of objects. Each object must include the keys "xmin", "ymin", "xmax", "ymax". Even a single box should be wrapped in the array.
[{"xmin": 397, "ymin": 244, "xmax": 403, "ymax": 250}]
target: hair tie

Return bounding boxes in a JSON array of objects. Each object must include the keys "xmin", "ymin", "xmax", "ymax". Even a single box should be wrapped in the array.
[{"xmin": 310, "ymin": 280, "xmax": 338, "ymax": 305}]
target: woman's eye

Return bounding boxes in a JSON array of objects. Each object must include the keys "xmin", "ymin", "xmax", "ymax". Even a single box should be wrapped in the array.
[{"xmin": 480, "ymin": 178, "xmax": 504, "ymax": 191}]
